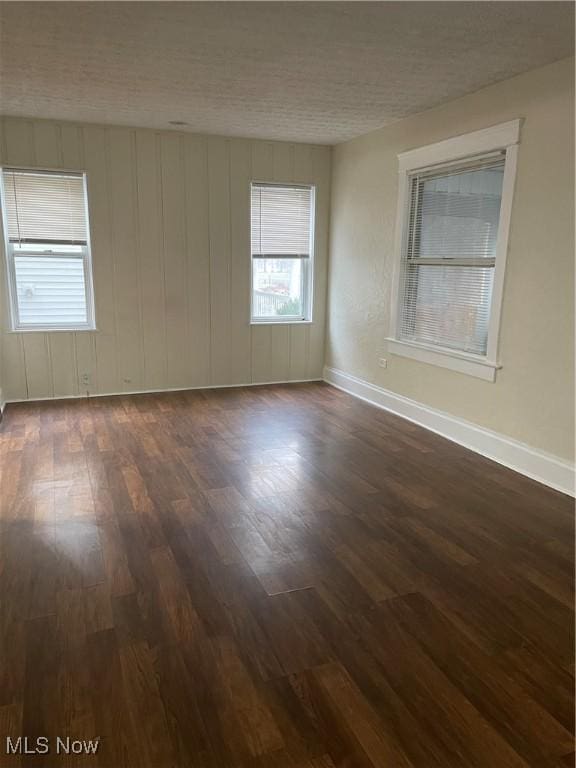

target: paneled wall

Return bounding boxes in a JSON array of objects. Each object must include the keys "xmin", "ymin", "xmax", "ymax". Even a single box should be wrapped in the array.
[{"xmin": 0, "ymin": 117, "xmax": 331, "ymax": 401}]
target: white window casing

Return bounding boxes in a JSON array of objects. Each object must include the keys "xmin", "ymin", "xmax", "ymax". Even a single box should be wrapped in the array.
[
  {"xmin": 0, "ymin": 167, "xmax": 96, "ymax": 331},
  {"xmin": 388, "ymin": 120, "xmax": 521, "ymax": 382}
]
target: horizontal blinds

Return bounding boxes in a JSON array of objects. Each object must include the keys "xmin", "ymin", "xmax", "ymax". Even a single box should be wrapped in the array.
[
  {"xmin": 399, "ymin": 157, "xmax": 505, "ymax": 356},
  {"xmin": 406, "ymin": 157, "xmax": 505, "ymax": 263},
  {"xmin": 3, "ymin": 169, "xmax": 88, "ymax": 245},
  {"xmin": 251, "ymin": 183, "xmax": 312, "ymax": 258},
  {"xmin": 400, "ymin": 264, "xmax": 494, "ymax": 355},
  {"xmin": 14, "ymin": 255, "xmax": 88, "ymax": 326}
]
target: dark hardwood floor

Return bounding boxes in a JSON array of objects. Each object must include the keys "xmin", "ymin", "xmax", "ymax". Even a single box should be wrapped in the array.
[{"xmin": 0, "ymin": 382, "xmax": 573, "ymax": 768}]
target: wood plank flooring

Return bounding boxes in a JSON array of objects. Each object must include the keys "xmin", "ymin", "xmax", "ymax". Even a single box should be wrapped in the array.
[{"xmin": 0, "ymin": 382, "xmax": 573, "ymax": 768}]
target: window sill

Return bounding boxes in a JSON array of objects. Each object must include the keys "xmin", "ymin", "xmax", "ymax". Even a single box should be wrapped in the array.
[
  {"xmin": 386, "ymin": 338, "xmax": 500, "ymax": 382},
  {"xmin": 8, "ymin": 327, "xmax": 98, "ymax": 333},
  {"xmin": 250, "ymin": 320, "xmax": 313, "ymax": 326}
]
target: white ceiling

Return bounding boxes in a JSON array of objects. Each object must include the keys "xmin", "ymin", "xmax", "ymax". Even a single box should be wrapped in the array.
[{"xmin": 0, "ymin": 2, "xmax": 573, "ymax": 145}]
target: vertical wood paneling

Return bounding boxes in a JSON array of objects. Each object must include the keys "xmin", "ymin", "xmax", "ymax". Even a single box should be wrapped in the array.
[
  {"xmin": 250, "ymin": 328, "xmax": 271, "ymax": 385},
  {"xmin": 288, "ymin": 325, "xmax": 309, "ymax": 381},
  {"xmin": 2, "ymin": 333, "xmax": 27, "ymax": 400},
  {"xmin": 60, "ymin": 124, "xmax": 83, "ymax": 168},
  {"xmin": 3, "ymin": 119, "xmax": 35, "ymax": 166},
  {"xmin": 183, "ymin": 135, "xmax": 210, "ymax": 387},
  {"xmin": 36, "ymin": 123, "xmax": 79, "ymax": 397},
  {"xmin": 49, "ymin": 333, "xmax": 78, "ymax": 398},
  {"xmin": 74, "ymin": 333, "xmax": 97, "ymax": 396},
  {"xmin": 2, "ymin": 120, "xmax": 35, "ymax": 398},
  {"xmin": 0, "ymin": 117, "xmax": 330, "ymax": 402},
  {"xmin": 270, "ymin": 325, "xmax": 291, "ymax": 382},
  {"xmin": 208, "ymin": 137, "xmax": 232, "ymax": 385},
  {"xmin": 251, "ymin": 141, "xmax": 274, "ymax": 181},
  {"xmin": 22, "ymin": 334, "xmax": 52, "ymax": 400},
  {"xmin": 33, "ymin": 122, "xmax": 61, "ymax": 168},
  {"xmin": 107, "ymin": 128, "xmax": 143, "ymax": 391},
  {"xmin": 229, "ymin": 139, "xmax": 252, "ymax": 384},
  {"xmin": 135, "ymin": 131, "xmax": 167, "ymax": 389},
  {"xmin": 161, "ymin": 134, "xmax": 190, "ymax": 387},
  {"xmin": 272, "ymin": 142, "xmax": 293, "ymax": 182},
  {"xmin": 83, "ymin": 125, "xmax": 117, "ymax": 395},
  {"xmin": 293, "ymin": 144, "xmax": 315, "ymax": 184}
]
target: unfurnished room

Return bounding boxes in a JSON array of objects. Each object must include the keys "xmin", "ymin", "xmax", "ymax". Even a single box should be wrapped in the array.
[{"xmin": 0, "ymin": 2, "xmax": 574, "ymax": 767}]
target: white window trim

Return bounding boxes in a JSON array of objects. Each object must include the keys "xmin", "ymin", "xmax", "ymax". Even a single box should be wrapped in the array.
[
  {"xmin": 388, "ymin": 119, "xmax": 521, "ymax": 382},
  {"xmin": 250, "ymin": 181, "xmax": 315, "ymax": 325},
  {"xmin": 0, "ymin": 167, "xmax": 96, "ymax": 332}
]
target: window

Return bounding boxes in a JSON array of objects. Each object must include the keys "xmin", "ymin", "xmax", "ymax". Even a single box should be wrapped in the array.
[
  {"xmin": 389, "ymin": 121, "xmax": 520, "ymax": 381},
  {"xmin": 400, "ymin": 157, "xmax": 504, "ymax": 355},
  {"xmin": 1, "ymin": 168, "xmax": 95, "ymax": 330},
  {"xmin": 251, "ymin": 182, "xmax": 314, "ymax": 323}
]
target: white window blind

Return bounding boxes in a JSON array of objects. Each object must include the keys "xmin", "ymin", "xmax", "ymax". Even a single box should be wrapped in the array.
[
  {"xmin": 251, "ymin": 184, "xmax": 312, "ymax": 258},
  {"xmin": 1, "ymin": 168, "xmax": 95, "ymax": 330},
  {"xmin": 398, "ymin": 156, "xmax": 505, "ymax": 356},
  {"xmin": 250, "ymin": 183, "xmax": 314, "ymax": 323},
  {"xmin": 3, "ymin": 169, "xmax": 88, "ymax": 244}
]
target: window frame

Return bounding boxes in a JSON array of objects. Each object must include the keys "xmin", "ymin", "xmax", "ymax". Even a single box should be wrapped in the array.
[
  {"xmin": 0, "ymin": 166, "xmax": 96, "ymax": 332},
  {"xmin": 250, "ymin": 181, "xmax": 315, "ymax": 325},
  {"xmin": 387, "ymin": 120, "xmax": 521, "ymax": 382}
]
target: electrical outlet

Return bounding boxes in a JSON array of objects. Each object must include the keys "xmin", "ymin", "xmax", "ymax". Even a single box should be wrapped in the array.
[
  {"xmin": 378, "ymin": 358, "xmax": 388, "ymax": 369},
  {"xmin": 80, "ymin": 372, "xmax": 90, "ymax": 386}
]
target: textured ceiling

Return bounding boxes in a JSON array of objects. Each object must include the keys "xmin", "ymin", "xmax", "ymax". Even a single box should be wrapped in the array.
[{"xmin": 0, "ymin": 2, "xmax": 573, "ymax": 144}]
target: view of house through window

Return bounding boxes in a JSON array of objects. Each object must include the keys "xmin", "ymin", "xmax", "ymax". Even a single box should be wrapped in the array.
[{"xmin": 250, "ymin": 183, "xmax": 314, "ymax": 322}]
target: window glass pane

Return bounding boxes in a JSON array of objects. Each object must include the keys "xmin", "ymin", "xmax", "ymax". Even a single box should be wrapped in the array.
[
  {"xmin": 400, "ymin": 264, "xmax": 494, "ymax": 355},
  {"xmin": 252, "ymin": 258, "xmax": 304, "ymax": 318},
  {"xmin": 14, "ymin": 254, "xmax": 88, "ymax": 326}
]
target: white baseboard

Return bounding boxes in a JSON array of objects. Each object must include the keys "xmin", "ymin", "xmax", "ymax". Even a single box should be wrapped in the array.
[
  {"xmin": 2, "ymin": 378, "xmax": 322, "ymax": 407},
  {"xmin": 324, "ymin": 365, "xmax": 575, "ymax": 497}
]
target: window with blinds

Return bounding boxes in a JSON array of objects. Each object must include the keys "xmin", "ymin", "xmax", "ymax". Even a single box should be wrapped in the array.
[
  {"xmin": 397, "ymin": 155, "xmax": 505, "ymax": 356},
  {"xmin": 251, "ymin": 183, "xmax": 314, "ymax": 322},
  {"xmin": 1, "ymin": 168, "xmax": 95, "ymax": 330}
]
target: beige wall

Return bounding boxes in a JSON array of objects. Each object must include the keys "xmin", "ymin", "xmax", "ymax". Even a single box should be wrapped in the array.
[
  {"xmin": 327, "ymin": 57, "xmax": 575, "ymax": 462},
  {"xmin": 0, "ymin": 118, "xmax": 331, "ymax": 400}
]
